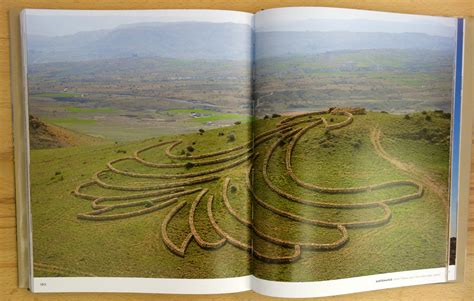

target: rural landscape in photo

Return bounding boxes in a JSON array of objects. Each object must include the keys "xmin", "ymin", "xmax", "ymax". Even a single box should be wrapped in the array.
[
  {"xmin": 252, "ymin": 8, "xmax": 455, "ymax": 281},
  {"xmin": 27, "ymin": 9, "xmax": 455, "ymax": 281}
]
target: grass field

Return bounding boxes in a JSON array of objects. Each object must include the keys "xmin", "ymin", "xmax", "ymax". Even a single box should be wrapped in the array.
[
  {"xmin": 65, "ymin": 107, "xmax": 117, "ymax": 113},
  {"xmin": 32, "ymin": 92, "xmax": 83, "ymax": 98},
  {"xmin": 45, "ymin": 118, "xmax": 97, "ymax": 125},
  {"xmin": 164, "ymin": 109, "xmax": 252, "ymax": 124},
  {"xmin": 30, "ymin": 110, "xmax": 450, "ymax": 281},
  {"xmin": 255, "ymin": 49, "xmax": 454, "ymax": 114}
]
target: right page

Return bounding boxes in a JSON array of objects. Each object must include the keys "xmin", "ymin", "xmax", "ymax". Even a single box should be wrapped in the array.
[{"xmin": 251, "ymin": 7, "xmax": 463, "ymax": 298}]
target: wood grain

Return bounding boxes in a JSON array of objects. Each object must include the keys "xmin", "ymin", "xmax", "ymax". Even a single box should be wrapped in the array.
[{"xmin": 0, "ymin": 1, "xmax": 473, "ymax": 300}]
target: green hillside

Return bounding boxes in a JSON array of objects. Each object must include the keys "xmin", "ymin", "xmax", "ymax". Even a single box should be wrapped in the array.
[{"xmin": 30, "ymin": 110, "xmax": 450, "ymax": 280}]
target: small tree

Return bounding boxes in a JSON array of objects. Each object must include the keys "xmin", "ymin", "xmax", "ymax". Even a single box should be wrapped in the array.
[{"xmin": 227, "ymin": 133, "xmax": 236, "ymax": 142}]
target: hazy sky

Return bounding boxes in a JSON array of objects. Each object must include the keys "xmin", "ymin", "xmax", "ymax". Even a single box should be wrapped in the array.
[
  {"xmin": 24, "ymin": 9, "xmax": 254, "ymax": 37},
  {"xmin": 25, "ymin": 7, "xmax": 458, "ymax": 38},
  {"xmin": 256, "ymin": 7, "xmax": 457, "ymax": 37}
]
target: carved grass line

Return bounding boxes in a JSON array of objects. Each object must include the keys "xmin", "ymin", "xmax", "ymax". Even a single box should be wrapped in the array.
[
  {"xmin": 91, "ymin": 187, "xmax": 202, "ymax": 209},
  {"xmin": 286, "ymin": 121, "xmax": 423, "ymax": 196},
  {"xmin": 77, "ymin": 198, "xmax": 178, "ymax": 221},
  {"xmin": 262, "ymin": 127, "xmax": 423, "ymax": 209},
  {"xmin": 224, "ymin": 177, "xmax": 349, "ymax": 250},
  {"xmin": 107, "ymin": 154, "xmax": 254, "ymax": 179},
  {"xmin": 73, "ymin": 109, "xmax": 425, "ymax": 263},
  {"xmin": 161, "ymin": 201, "xmax": 194, "ymax": 257},
  {"xmin": 277, "ymin": 110, "xmax": 329, "ymax": 126},
  {"xmin": 207, "ymin": 194, "xmax": 302, "ymax": 263},
  {"xmin": 189, "ymin": 189, "xmax": 227, "ymax": 249},
  {"xmin": 326, "ymin": 111, "xmax": 353, "ymax": 130},
  {"xmin": 164, "ymin": 121, "xmax": 302, "ymax": 160},
  {"xmin": 94, "ymin": 169, "xmax": 219, "ymax": 191},
  {"xmin": 75, "ymin": 184, "xmax": 184, "ymax": 203}
]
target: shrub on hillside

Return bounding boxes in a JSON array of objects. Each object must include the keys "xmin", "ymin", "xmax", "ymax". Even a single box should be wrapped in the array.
[{"xmin": 227, "ymin": 133, "xmax": 236, "ymax": 142}]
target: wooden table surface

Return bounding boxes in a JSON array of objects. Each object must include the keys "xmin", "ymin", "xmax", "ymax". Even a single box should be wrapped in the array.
[{"xmin": 1, "ymin": 0, "xmax": 473, "ymax": 300}]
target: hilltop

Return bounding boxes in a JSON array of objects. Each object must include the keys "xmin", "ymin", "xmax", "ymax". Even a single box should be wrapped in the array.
[
  {"xmin": 29, "ymin": 115, "xmax": 104, "ymax": 149},
  {"xmin": 29, "ymin": 110, "xmax": 449, "ymax": 281}
]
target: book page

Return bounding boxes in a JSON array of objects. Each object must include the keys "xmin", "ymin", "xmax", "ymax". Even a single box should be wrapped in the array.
[
  {"xmin": 251, "ymin": 7, "xmax": 462, "ymax": 297},
  {"xmin": 20, "ymin": 8, "xmax": 255, "ymax": 294}
]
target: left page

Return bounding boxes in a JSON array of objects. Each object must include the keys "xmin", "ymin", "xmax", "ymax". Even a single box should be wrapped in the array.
[{"xmin": 20, "ymin": 9, "xmax": 254, "ymax": 294}]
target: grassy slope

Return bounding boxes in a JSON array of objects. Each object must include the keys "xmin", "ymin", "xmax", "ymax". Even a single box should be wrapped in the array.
[
  {"xmin": 252, "ymin": 111, "xmax": 449, "ymax": 281},
  {"xmin": 30, "ymin": 111, "xmax": 449, "ymax": 280}
]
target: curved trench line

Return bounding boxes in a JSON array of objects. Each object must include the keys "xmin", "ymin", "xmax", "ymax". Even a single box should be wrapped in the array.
[
  {"xmin": 77, "ymin": 187, "xmax": 202, "ymax": 220},
  {"xmin": 136, "ymin": 137, "xmax": 254, "ymax": 169},
  {"xmin": 207, "ymin": 194, "xmax": 302, "ymax": 263},
  {"xmin": 77, "ymin": 197, "xmax": 179, "ymax": 221},
  {"xmin": 277, "ymin": 110, "xmax": 329, "ymax": 126},
  {"xmin": 91, "ymin": 187, "xmax": 202, "ymax": 209},
  {"xmin": 107, "ymin": 153, "xmax": 254, "ymax": 179},
  {"xmin": 246, "ymin": 156, "xmax": 391, "ymax": 229},
  {"xmin": 73, "ymin": 109, "xmax": 427, "ymax": 263},
  {"xmin": 326, "ymin": 111, "xmax": 353, "ymax": 130},
  {"xmin": 223, "ymin": 177, "xmax": 349, "ymax": 250},
  {"xmin": 189, "ymin": 189, "xmax": 227, "ymax": 249},
  {"xmin": 164, "ymin": 119, "xmax": 309, "ymax": 160},
  {"xmin": 93, "ymin": 170, "xmax": 219, "ymax": 191},
  {"xmin": 262, "ymin": 127, "xmax": 423, "ymax": 209},
  {"xmin": 134, "ymin": 123, "xmax": 302, "ymax": 169},
  {"xmin": 137, "ymin": 147, "xmax": 252, "ymax": 168},
  {"xmin": 370, "ymin": 128, "xmax": 444, "ymax": 208},
  {"xmin": 161, "ymin": 201, "xmax": 194, "ymax": 257},
  {"xmin": 74, "ymin": 183, "xmax": 185, "ymax": 203},
  {"xmin": 286, "ymin": 119, "xmax": 423, "ymax": 196}
]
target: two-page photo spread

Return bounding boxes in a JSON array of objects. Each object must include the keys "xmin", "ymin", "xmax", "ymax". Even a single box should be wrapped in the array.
[{"xmin": 12, "ymin": 7, "xmax": 471, "ymax": 297}]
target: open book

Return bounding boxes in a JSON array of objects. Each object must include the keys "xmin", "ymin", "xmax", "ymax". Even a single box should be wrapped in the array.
[{"xmin": 9, "ymin": 7, "xmax": 473, "ymax": 298}]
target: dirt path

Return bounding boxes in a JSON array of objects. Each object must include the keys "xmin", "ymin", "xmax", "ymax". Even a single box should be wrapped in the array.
[{"xmin": 370, "ymin": 128, "xmax": 448, "ymax": 209}]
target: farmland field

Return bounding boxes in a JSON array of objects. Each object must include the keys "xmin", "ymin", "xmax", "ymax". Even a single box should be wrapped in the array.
[
  {"xmin": 27, "ymin": 57, "xmax": 252, "ymax": 141},
  {"xmin": 255, "ymin": 49, "xmax": 454, "ymax": 115},
  {"xmin": 30, "ymin": 109, "xmax": 449, "ymax": 280}
]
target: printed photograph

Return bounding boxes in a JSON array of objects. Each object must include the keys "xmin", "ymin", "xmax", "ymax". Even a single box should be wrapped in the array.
[
  {"xmin": 252, "ymin": 8, "xmax": 457, "ymax": 281},
  {"xmin": 27, "ymin": 9, "xmax": 255, "ymax": 279},
  {"xmin": 26, "ymin": 8, "xmax": 458, "ymax": 281}
]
